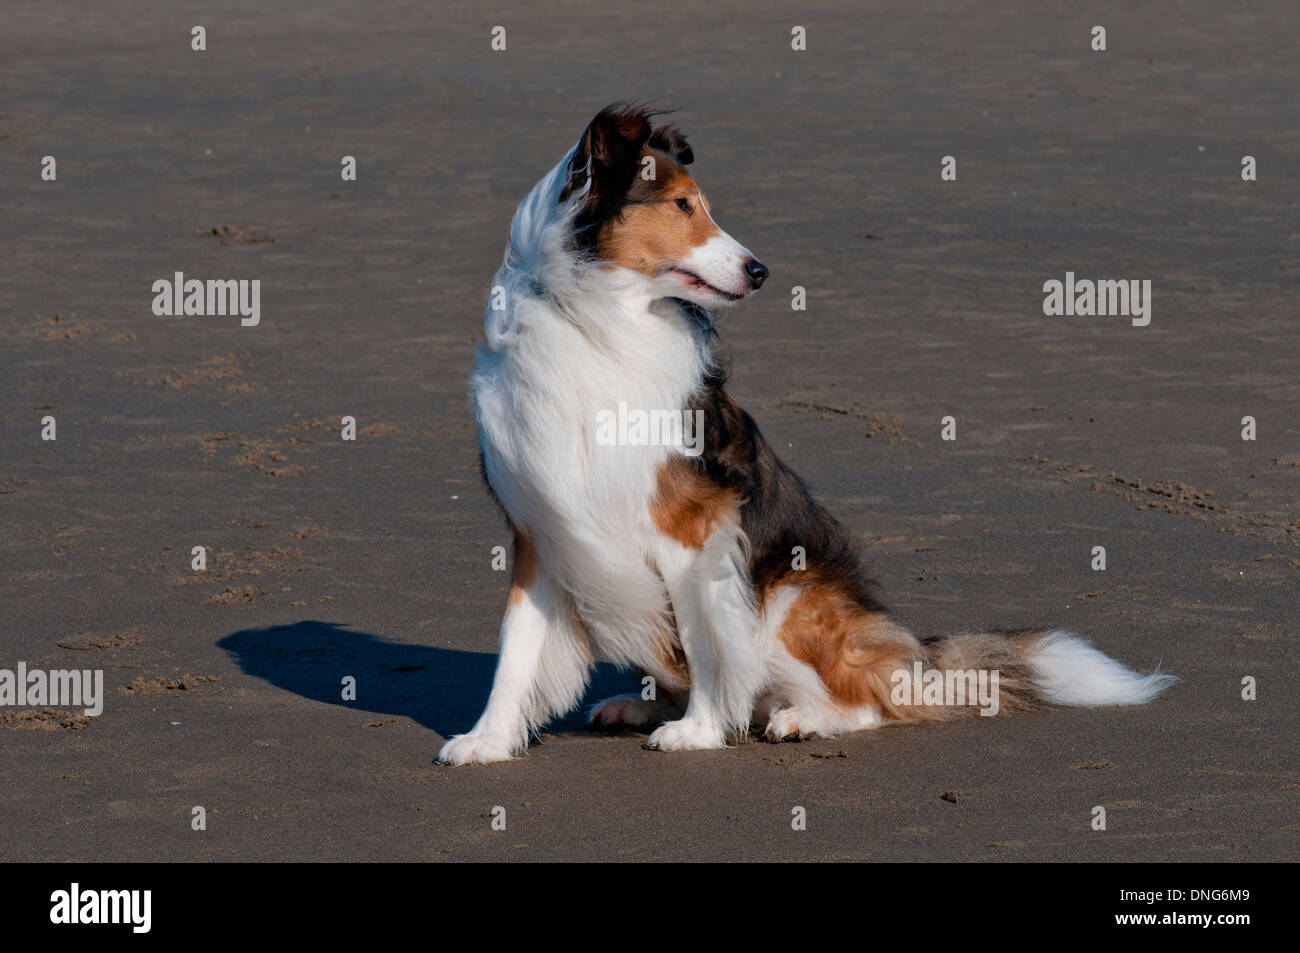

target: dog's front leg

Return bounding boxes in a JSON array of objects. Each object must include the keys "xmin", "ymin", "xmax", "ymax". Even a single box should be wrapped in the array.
[
  {"xmin": 438, "ymin": 535, "xmax": 591, "ymax": 765},
  {"xmin": 646, "ymin": 528, "xmax": 768, "ymax": 752}
]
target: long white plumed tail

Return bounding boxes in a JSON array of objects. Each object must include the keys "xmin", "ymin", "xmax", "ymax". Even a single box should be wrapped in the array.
[{"xmin": 1027, "ymin": 629, "xmax": 1177, "ymax": 706}]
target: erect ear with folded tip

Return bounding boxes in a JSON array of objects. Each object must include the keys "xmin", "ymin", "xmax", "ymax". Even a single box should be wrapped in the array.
[
  {"xmin": 648, "ymin": 124, "xmax": 694, "ymax": 166},
  {"xmin": 563, "ymin": 104, "xmax": 653, "ymax": 208}
]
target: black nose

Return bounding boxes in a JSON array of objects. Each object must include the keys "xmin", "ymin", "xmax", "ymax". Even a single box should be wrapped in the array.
[{"xmin": 744, "ymin": 258, "xmax": 769, "ymax": 289}]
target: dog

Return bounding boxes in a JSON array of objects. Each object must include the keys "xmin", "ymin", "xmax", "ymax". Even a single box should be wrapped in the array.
[{"xmin": 437, "ymin": 104, "xmax": 1175, "ymax": 765}]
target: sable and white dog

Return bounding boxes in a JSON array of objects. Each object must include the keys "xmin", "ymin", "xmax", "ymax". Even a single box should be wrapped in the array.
[{"xmin": 438, "ymin": 104, "xmax": 1174, "ymax": 765}]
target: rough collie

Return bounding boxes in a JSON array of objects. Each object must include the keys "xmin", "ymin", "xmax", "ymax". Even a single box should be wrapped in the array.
[{"xmin": 438, "ymin": 104, "xmax": 1175, "ymax": 765}]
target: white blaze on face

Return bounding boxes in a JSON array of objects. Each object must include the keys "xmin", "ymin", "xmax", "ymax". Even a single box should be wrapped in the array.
[
  {"xmin": 679, "ymin": 234, "xmax": 753, "ymax": 298},
  {"xmin": 674, "ymin": 192, "xmax": 754, "ymax": 302}
]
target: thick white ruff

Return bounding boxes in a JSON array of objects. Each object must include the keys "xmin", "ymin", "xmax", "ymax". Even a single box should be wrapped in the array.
[{"xmin": 438, "ymin": 150, "xmax": 776, "ymax": 765}]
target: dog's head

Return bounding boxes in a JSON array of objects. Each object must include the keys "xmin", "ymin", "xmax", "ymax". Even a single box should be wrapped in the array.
[{"xmin": 560, "ymin": 104, "xmax": 768, "ymax": 307}]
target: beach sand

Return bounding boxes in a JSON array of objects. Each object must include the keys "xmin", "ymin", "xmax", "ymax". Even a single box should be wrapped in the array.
[{"xmin": 1, "ymin": 0, "xmax": 1295, "ymax": 861}]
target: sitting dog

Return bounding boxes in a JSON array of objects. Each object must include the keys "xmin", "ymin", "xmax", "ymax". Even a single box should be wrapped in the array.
[{"xmin": 438, "ymin": 104, "xmax": 1174, "ymax": 765}]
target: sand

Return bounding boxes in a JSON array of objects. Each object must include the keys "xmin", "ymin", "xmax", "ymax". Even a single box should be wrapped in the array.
[{"xmin": 0, "ymin": 0, "xmax": 1296, "ymax": 861}]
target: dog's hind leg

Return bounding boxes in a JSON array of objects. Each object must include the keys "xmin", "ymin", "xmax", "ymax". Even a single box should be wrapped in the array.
[
  {"xmin": 438, "ymin": 534, "xmax": 592, "ymax": 765},
  {"xmin": 588, "ymin": 687, "xmax": 686, "ymax": 729}
]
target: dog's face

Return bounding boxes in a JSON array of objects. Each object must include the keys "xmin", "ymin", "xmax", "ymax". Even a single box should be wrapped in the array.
[{"xmin": 562, "ymin": 104, "xmax": 768, "ymax": 307}]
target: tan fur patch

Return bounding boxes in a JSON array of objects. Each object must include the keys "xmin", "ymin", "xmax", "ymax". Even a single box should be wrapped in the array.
[
  {"xmin": 598, "ymin": 170, "xmax": 721, "ymax": 276},
  {"xmin": 776, "ymin": 579, "xmax": 925, "ymax": 716},
  {"xmin": 926, "ymin": 630, "xmax": 1042, "ymax": 715},
  {"xmin": 651, "ymin": 628, "xmax": 691, "ymax": 691},
  {"xmin": 650, "ymin": 456, "xmax": 739, "ymax": 549},
  {"xmin": 506, "ymin": 533, "xmax": 536, "ymax": 609},
  {"xmin": 774, "ymin": 577, "xmax": 1047, "ymax": 720}
]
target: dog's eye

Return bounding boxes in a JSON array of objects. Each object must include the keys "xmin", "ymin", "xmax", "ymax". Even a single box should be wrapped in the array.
[{"xmin": 675, "ymin": 197, "xmax": 694, "ymax": 214}]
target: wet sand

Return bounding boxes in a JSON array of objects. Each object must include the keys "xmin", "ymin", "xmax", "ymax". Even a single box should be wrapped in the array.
[{"xmin": 1, "ymin": 0, "xmax": 1296, "ymax": 861}]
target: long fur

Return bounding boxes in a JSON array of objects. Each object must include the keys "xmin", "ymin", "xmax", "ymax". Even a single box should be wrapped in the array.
[
  {"xmin": 473, "ymin": 147, "xmax": 714, "ymax": 690},
  {"xmin": 438, "ymin": 105, "xmax": 1176, "ymax": 765}
]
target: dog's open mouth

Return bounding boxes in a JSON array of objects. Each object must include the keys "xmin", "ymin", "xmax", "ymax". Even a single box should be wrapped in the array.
[{"xmin": 667, "ymin": 267, "xmax": 745, "ymax": 301}]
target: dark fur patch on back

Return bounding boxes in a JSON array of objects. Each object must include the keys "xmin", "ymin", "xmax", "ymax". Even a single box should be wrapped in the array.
[{"xmin": 686, "ymin": 368, "xmax": 886, "ymax": 613}]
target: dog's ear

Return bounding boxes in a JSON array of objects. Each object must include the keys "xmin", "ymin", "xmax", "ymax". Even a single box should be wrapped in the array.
[
  {"xmin": 649, "ymin": 124, "xmax": 694, "ymax": 166},
  {"xmin": 588, "ymin": 105, "xmax": 653, "ymax": 173},
  {"xmin": 563, "ymin": 104, "xmax": 653, "ymax": 204}
]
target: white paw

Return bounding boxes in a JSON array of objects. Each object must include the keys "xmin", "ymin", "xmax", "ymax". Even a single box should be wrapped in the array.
[
  {"xmin": 437, "ymin": 732, "xmax": 518, "ymax": 765},
  {"xmin": 645, "ymin": 717, "xmax": 726, "ymax": 751},
  {"xmin": 763, "ymin": 707, "xmax": 818, "ymax": 742}
]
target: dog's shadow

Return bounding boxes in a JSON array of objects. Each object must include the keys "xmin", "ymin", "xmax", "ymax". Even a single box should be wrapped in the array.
[{"xmin": 216, "ymin": 620, "xmax": 636, "ymax": 740}]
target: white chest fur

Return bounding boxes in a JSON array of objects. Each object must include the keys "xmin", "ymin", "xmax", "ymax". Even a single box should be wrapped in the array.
[{"xmin": 471, "ymin": 279, "xmax": 707, "ymax": 668}]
